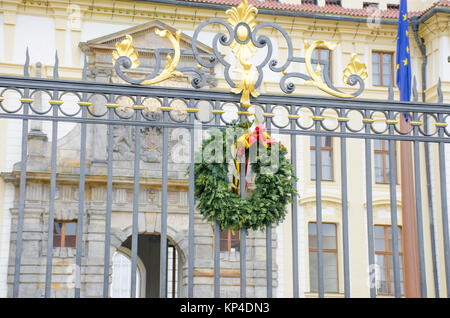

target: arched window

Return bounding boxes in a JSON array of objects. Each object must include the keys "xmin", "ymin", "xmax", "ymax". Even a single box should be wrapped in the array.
[{"xmin": 110, "ymin": 248, "xmax": 146, "ymax": 298}]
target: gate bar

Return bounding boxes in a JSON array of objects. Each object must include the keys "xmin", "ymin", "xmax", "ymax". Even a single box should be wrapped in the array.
[
  {"xmin": 74, "ymin": 103, "xmax": 87, "ymax": 298},
  {"xmin": 290, "ymin": 120, "xmax": 299, "ymax": 298},
  {"xmin": 130, "ymin": 108, "xmax": 142, "ymax": 298},
  {"xmin": 314, "ymin": 111, "xmax": 324, "ymax": 298},
  {"xmin": 103, "ymin": 102, "xmax": 115, "ymax": 298},
  {"xmin": 413, "ymin": 135, "xmax": 427, "ymax": 297},
  {"xmin": 214, "ymin": 221, "xmax": 220, "ymax": 297},
  {"xmin": 188, "ymin": 107, "xmax": 195, "ymax": 298},
  {"xmin": 388, "ymin": 125, "xmax": 402, "ymax": 298},
  {"xmin": 214, "ymin": 101, "xmax": 221, "ymax": 298},
  {"xmin": 160, "ymin": 102, "xmax": 169, "ymax": 298},
  {"xmin": 13, "ymin": 52, "xmax": 30, "ymax": 298},
  {"xmin": 364, "ymin": 109, "xmax": 376, "ymax": 298},
  {"xmin": 340, "ymin": 115, "xmax": 350, "ymax": 298},
  {"xmin": 44, "ymin": 99, "xmax": 59, "ymax": 297},
  {"xmin": 438, "ymin": 116, "xmax": 450, "ymax": 296},
  {"xmin": 265, "ymin": 104, "xmax": 273, "ymax": 298},
  {"xmin": 240, "ymin": 114, "xmax": 247, "ymax": 298}
]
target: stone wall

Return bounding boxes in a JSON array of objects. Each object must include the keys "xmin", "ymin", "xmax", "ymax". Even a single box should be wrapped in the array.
[{"xmin": 6, "ymin": 178, "xmax": 278, "ymax": 297}]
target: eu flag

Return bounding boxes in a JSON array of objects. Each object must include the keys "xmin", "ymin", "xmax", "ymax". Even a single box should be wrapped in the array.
[{"xmin": 396, "ymin": 0, "xmax": 412, "ymax": 102}]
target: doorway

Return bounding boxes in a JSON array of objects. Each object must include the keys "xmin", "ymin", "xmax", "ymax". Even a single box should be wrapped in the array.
[{"xmin": 110, "ymin": 233, "xmax": 179, "ymax": 298}]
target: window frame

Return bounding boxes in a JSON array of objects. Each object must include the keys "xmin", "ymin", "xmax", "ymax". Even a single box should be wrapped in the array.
[
  {"xmin": 167, "ymin": 245, "xmax": 178, "ymax": 298},
  {"xmin": 301, "ymin": 0, "xmax": 317, "ymax": 4},
  {"xmin": 312, "ymin": 47, "xmax": 332, "ymax": 83},
  {"xmin": 374, "ymin": 139, "xmax": 398, "ymax": 184},
  {"xmin": 363, "ymin": 2, "xmax": 379, "ymax": 9},
  {"xmin": 372, "ymin": 51, "xmax": 394, "ymax": 87},
  {"xmin": 325, "ymin": 0, "xmax": 341, "ymax": 5},
  {"xmin": 220, "ymin": 229, "xmax": 240, "ymax": 252},
  {"xmin": 308, "ymin": 222, "xmax": 339, "ymax": 293},
  {"xmin": 310, "ymin": 136, "xmax": 334, "ymax": 181},
  {"xmin": 374, "ymin": 224, "xmax": 404, "ymax": 296},
  {"xmin": 53, "ymin": 220, "xmax": 78, "ymax": 248}
]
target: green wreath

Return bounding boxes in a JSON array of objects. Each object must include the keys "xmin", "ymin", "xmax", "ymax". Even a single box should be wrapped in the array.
[{"xmin": 193, "ymin": 121, "xmax": 298, "ymax": 231}]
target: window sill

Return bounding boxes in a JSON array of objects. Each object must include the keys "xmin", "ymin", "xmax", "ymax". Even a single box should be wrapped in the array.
[
  {"xmin": 220, "ymin": 249, "xmax": 240, "ymax": 261},
  {"xmin": 52, "ymin": 247, "xmax": 77, "ymax": 258},
  {"xmin": 376, "ymin": 293, "xmax": 405, "ymax": 298},
  {"xmin": 304, "ymin": 292, "xmax": 344, "ymax": 298}
]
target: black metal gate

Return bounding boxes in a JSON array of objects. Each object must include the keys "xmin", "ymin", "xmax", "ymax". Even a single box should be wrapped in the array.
[{"xmin": 1, "ymin": 0, "xmax": 450, "ymax": 298}]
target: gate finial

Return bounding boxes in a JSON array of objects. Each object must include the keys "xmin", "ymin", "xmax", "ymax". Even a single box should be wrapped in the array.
[
  {"xmin": 438, "ymin": 77, "xmax": 443, "ymax": 104},
  {"xmin": 53, "ymin": 51, "xmax": 59, "ymax": 80},
  {"xmin": 24, "ymin": 48, "xmax": 30, "ymax": 77}
]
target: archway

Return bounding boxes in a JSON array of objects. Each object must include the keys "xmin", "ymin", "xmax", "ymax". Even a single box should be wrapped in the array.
[{"xmin": 111, "ymin": 233, "xmax": 181, "ymax": 298}]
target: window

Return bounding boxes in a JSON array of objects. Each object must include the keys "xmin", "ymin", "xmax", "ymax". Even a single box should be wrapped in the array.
[
  {"xmin": 110, "ymin": 250, "xmax": 142, "ymax": 298},
  {"xmin": 363, "ymin": 2, "xmax": 379, "ymax": 8},
  {"xmin": 220, "ymin": 229, "xmax": 240, "ymax": 252},
  {"xmin": 167, "ymin": 245, "xmax": 178, "ymax": 298},
  {"xmin": 312, "ymin": 48, "xmax": 332, "ymax": 82},
  {"xmin": 374, "ymin": 225, "xmax": 404, "ymax": 295},
  {"xmin": 302, "ymin": 0, "xmax": 317, "ymax": 4},
  {"xmin": 372, "ymin": 51, "xmax": 394, "ymax": 87},
  {"xmin": 387, "ymin": 4, "xmax": 399, "ymax": 9},
  {"xmin": 326, "ymin": 0, "xmax": 341, "ymax": 5},
  {"xmin": 310, "ymin": 136, "xmax": 333, "ymax": 181},
  {"xmin": 309, "ymin": 222, "xmax": 338, "ymax": 293},
  {"xmin": 374, "ymin": 139, "xmax": 397, "ymax": 184},
  {"xmin": 53, "ymin": 220, "xmax": 77, "ymax": 248}
]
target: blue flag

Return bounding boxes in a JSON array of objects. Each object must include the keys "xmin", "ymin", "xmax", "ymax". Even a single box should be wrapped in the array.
[{"xmin": 396, "ymin": 0, "xmax": 412, "ymax": 103}]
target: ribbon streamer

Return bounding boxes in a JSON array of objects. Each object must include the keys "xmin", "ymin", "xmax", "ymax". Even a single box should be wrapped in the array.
[{"xmin": 231, "ymin": 120, "xmax": 279, "ymax": 194}]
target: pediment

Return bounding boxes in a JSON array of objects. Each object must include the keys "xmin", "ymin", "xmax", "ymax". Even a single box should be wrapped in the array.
[{"xmin": 79, "ymin": 19, "xmax": 213, "ymax": 56}]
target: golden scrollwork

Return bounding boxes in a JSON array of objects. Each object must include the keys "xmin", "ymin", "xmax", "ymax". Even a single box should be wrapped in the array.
[
  {"xmin": 112, "ymin": 29, "xmax": 183, "ymax": 85},
  {"xmin": 226, "ymin": 0, "xmax": 259, "ymax": 108},
  {"xmin": 304, "ymin": 40, "xmax": 367, "ymax": 99},
  {"xmin": 140, "ymin": 29, "xmax": 183, "ymax": 85},
  {"xmin": 112, "ymin": 35, "xmax": 140, "ymax": 69},
  {"xmin": 343, "ymin": 53, "xmax": 368, "ymax": 84},
  {"xmin": 226, "ymin": 0, "xmax": 258, "ymax": 67},
  {"xmin": 231, "ymin": 64, "xmax": 260, "ymax": 109}
]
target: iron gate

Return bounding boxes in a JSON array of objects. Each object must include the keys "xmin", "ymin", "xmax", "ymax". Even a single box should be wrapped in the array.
[{"xmin": 1, "ymin": 0, "xmax": 450, "ymax": 298}]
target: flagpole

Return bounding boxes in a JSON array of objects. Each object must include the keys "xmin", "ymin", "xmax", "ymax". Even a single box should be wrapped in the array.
[
  {"xmin": 400, "ymin": 116, "xmax": 421, "ymax": 297},
  {"xmin": 397, "ymin": 0, "xmax": 421, "ymax": 298}
]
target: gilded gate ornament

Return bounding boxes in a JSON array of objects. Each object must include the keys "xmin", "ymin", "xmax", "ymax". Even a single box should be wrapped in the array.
[
  {"xmin": 112, "ymin": 29, "xmax": 184, "ymax": 86},
  {"xmin": 112, "ymin": 35, "xmax": 139, "ymax": 69},
  {"xmin": 304, "ymin": 41, "xmax": 368, "ymax": 99},
  {"xmin": 112, "ymin": 0, "xmax": 367, "ymax": 104},
  {"xmin": 226, "ymin": 0, "xmax": 258, "ymax": 67}
]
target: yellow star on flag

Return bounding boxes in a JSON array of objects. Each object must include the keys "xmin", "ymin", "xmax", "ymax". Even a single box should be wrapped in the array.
[
  {"xmin": 403, "ymin": 14, "xmax": 407, "ymax": 20},
  {"xmin": 403, "ymin": 58, "xmax": 408, "ymax": 66}
]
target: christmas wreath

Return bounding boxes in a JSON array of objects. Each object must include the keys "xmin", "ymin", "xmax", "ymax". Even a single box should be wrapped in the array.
[{"xmin": 193, "ymin": 120, "xmax": 297, "ymax": 231}]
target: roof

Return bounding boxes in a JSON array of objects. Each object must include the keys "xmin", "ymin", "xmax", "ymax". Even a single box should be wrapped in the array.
[{"xmin": 150, "ymin": 0, "xmax": 450, "ymax": 20}]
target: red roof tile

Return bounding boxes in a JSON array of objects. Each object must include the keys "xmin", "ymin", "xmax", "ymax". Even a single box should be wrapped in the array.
[{"xmin": 177, "ymin": 0, "xmax": 450, "ymax": 20}]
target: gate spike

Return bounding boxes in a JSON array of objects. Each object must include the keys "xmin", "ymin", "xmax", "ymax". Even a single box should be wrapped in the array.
[
  {"xmin": 53, "ymin": 51, "xmax": 59, "ymax": 80},
  {"xmin": 82, "ymin": 55, "xmax": 88, "ymax": 81},
  {"xmin": 388, "ymin": 82, "xmax": 394, "ymax": 101},
  {"xmin": 24, "ymin": 47, "xmax": 30, "ymax": 77},
  {"xmin": 437, "ymin": 77, "xmax": 443, "ymax": 104},
  {"xmin": 412, "ymin": 75, "xmax": 418, "ymax": 102}
]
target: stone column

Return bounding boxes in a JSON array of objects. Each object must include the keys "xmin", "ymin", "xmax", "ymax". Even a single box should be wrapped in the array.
[
  {"xmin": 3, "ymin": 6, "xmax": 17, "ymax": 62},
  {"xmin": 89, "ymin": 68, "xmax": 112, "ymax": 170}
]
